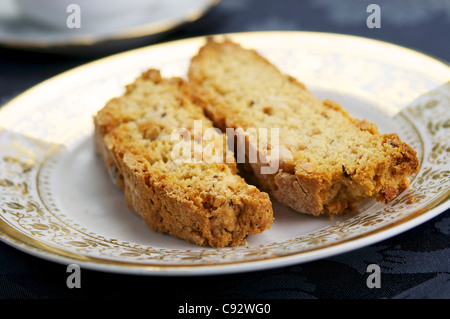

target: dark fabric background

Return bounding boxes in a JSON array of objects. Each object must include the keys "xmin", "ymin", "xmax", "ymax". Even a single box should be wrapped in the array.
[{"xmin": 0, "ymin": 0, "xmax": 449, "ymax": 301}]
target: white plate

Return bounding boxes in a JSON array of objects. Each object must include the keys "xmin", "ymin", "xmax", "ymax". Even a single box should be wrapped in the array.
[
  {"xmin": 0, "ymin": 31, "xmax": 449, "ymax": 276},
  {"xmin": 0, "ymin": 0, "xmax": 219, "ymax": 55}
]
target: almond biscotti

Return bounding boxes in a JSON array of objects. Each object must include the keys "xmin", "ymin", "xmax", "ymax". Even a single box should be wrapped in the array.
[
  {"xmin": 94, "ymin": 69, "xmax": 273, "ymax": 247},
  {"xmin": 188, "ymin": 38, "xmax": 419, "ymax": 216}
]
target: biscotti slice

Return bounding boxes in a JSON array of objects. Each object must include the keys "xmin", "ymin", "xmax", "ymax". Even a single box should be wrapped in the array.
[
  {"xmin": 188, "ymin": 38, "xmax": 419, "ymax": 216},
  {"xmin": 94, "ymin": 69, "xmax": 273, "ymax": 247}
]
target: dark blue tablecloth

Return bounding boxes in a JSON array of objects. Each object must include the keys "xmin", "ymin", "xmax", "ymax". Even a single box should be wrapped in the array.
[{"xmin": 0, "ymin": 0, "xmax": 449, "ymax": 302}]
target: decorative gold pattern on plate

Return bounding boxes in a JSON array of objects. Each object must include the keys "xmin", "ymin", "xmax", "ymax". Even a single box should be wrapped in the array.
[{"xmin": 0, "ymin": 32, "xmax": 449, "ymax": 275}]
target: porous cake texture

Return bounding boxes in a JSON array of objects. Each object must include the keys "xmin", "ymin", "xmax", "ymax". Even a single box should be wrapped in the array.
[
  {"xmin": 94, "ymin": 69, "xmax": 273, "ymax": 247},
  {"xmin": 188, "ymin": 38, "xmax": 419, "ymax": 216}
]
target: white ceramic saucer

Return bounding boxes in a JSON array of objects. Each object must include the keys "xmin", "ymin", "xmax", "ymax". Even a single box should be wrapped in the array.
[{"xmin": 0, "ymin": 0, "xmax": 220, "ymax": 55}]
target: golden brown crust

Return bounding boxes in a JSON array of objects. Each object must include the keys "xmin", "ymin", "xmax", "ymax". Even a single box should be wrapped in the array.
[
  {"xmin": 94, "ymin": 69, "xmax": 273, "ymax": 247},
  {"xmin": 188, "ymin": 38, "xmax": 419, "ymax": 216}
]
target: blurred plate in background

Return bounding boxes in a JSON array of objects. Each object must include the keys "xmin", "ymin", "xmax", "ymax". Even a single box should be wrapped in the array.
[{"xmin": 0, "ymin": 0, "xmax": 220, "ymax": 56}]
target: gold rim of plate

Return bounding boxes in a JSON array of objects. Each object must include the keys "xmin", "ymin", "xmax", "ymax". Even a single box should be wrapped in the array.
[{"xmin": 0, "ymin": 31, "xmax": 449, "ymax": 275}]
